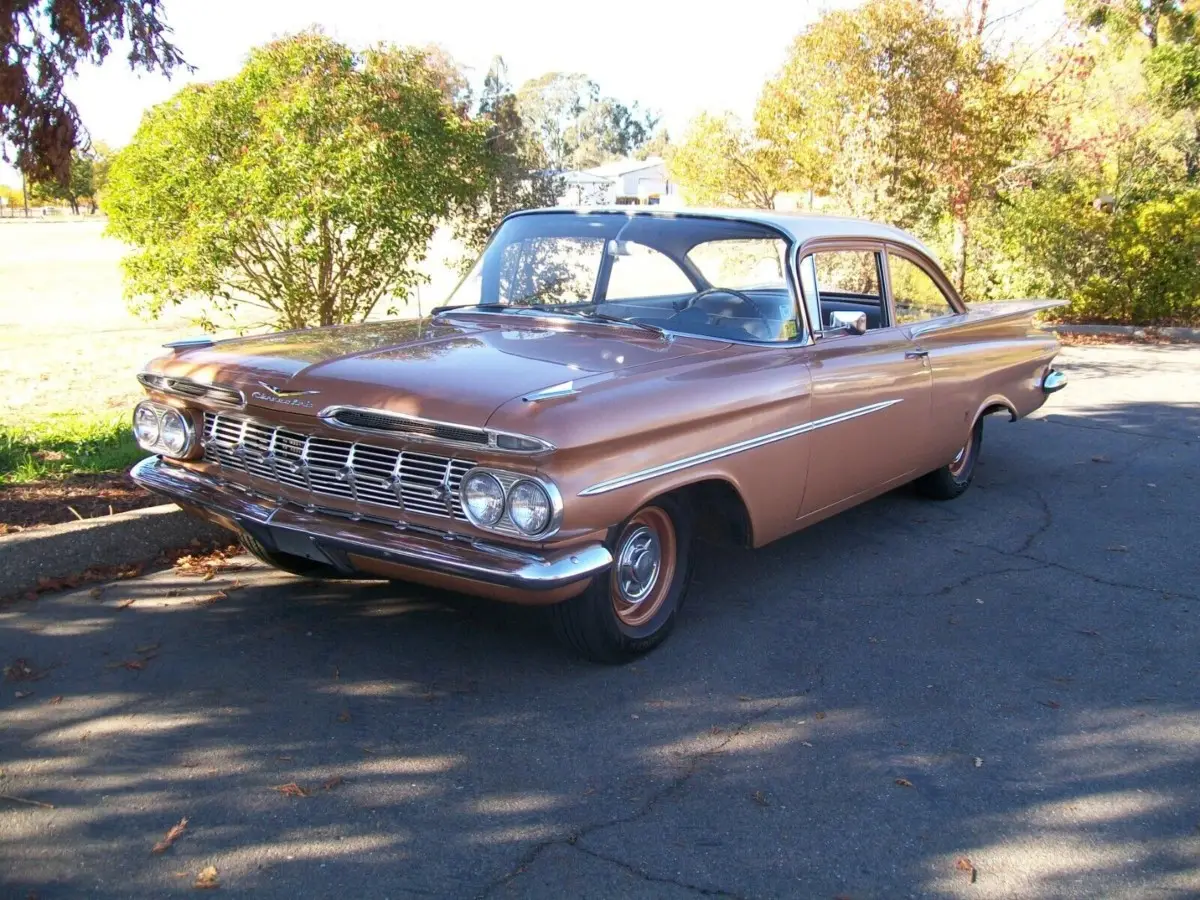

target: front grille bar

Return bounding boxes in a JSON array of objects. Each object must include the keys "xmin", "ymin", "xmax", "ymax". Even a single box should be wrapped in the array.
[{"xmin": 202, "ymin": 412, "xmax": 474, "ymax": 524}]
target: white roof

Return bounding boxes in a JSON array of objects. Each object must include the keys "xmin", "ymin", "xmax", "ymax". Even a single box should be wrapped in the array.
[
  {"xmin": 518, "ymin": 206, "xmax": 937, "ymax": 259},
  {"xmin": 580, "ymin": 157, "xmax": 666, "ymax": 178}
]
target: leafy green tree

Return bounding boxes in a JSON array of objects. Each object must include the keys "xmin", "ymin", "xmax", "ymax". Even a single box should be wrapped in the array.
[
  {"xmin": 517, "ymin": 72, "xmax": 657, "ymax": 169},
  {"xmin": 453, "ymin": 57, "xmax": 562, "ymax": 258},
  {"xmin": 666, "ymin": 113, "xmax": 787, "ymax": 209},
  {"xmin": 1, "ymin": 0, "xmax": 185, "ymax": 185},
  {"xmin": 105, "ymin": 32, "xmax": 488, "ymax": 330}
]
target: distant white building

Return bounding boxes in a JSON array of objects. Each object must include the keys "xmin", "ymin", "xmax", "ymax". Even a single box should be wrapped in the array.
[{"xmin": 559, "ymin": 157, "xmax": 678, "ymax": 207}]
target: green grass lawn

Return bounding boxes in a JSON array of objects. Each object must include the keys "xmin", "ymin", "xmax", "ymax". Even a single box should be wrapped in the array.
[{"xmin": 0, "ymin": 413, "xmax": 144, "ymax": 484}]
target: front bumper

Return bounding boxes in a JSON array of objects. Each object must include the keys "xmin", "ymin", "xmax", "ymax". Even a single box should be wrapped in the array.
[{"xmin": 130, "ymin": 457, "xmax": 611, "ymax": 592}]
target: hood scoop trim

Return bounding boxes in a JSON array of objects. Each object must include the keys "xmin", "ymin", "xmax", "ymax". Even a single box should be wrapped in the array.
[{"xmin": 319, "ymin": 406, "xmax": 554, "ymax": 455}]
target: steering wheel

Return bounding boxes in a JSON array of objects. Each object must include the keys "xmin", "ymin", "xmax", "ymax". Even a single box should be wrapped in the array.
[{"xmin": 675, "ymin": 287, "xmax": 771, "ymax": 322}]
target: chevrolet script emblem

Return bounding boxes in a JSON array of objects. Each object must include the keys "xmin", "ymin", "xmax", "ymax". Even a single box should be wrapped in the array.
[{"xmin": 252, "ymin": 382, "xmax": 321, "ymax": 409}]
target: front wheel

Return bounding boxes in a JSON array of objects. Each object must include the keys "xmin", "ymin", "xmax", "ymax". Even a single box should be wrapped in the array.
[
  {"xmin": 915, "ymin": 416, "xmax": 984, "ymax": 500},
  {"xmin": 550, "ymin": 496, "xmax": 694, "ymax": 663}
]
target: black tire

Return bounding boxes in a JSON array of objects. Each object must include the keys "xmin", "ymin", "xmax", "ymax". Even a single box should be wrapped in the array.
[
  {"xmin": 915, "ymin": 416, "xmax": 984, "ymax": 500},
  {"xmin": 550, "ymin": 495, "xmax": 694, "ymax": 663},
  {"xmin": 240, "ymin": 532, "xmax": 349, "ymax": 579}
]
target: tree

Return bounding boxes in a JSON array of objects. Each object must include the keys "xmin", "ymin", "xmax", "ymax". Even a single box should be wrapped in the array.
[
  {"xmin": 758, "ymin": 0, "xmax": 1041, "ymax": 290},
  {"xmin": 1, "ymin": 0, "xmax": 186, "ymax": 185},
  {"xmin": 30, "ymin": 143, "xmax": 109, "ymax": 212},
  {"xmin": 516, "ymin": 72, "xmax": 657, "ymax": 169},
  {"xmin": 453, "ymin": 57, "xmax": 561, "ymax": 258},
  {"xmin": 105, "ymin": 32, "xmax": 488, "ymax": 331},
  {"xmin": 666, "ymin": 113, "xmax": 787, "ymax": 209}
]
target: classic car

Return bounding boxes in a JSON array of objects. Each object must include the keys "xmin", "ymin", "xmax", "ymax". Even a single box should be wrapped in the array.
[{"xmin": 130, "ymin": 208, "xmax": 1066, "ymax": 661}]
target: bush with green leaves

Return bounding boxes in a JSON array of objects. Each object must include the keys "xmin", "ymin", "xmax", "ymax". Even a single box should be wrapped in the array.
[
  {"xmin": 971, "ymin": 181, "xmax": 1200, "ymax": 326},
  {"xmin": 106, "ymin": 32, "xmax": 489, "ymax": 330}
]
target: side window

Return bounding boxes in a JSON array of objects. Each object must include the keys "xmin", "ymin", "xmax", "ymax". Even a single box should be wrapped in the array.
[
  {"xmin": 888, "ymin": 254, "xmax": 956, "ymax": 325},
  {"xmin": 604, "ymin": 242, "xmax": 694, "ymax": 301},
  {"xmin": 807, "ymin": 250, "xmax": 885, "ymax": 331}
]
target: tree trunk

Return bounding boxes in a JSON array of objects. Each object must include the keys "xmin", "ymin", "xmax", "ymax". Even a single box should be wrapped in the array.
[
  {"xmin": 953, "ymin": 216, "xmax": 970, "ymax": 297},
  {"xmin": 21, "ymin": 172, "xmax": 29, "ymax": 218}
]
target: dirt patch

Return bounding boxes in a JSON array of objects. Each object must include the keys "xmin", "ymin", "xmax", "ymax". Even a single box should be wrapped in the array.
[
  {"xmin": 1056, "ymin": 331, "xmax": 1182, "ymax": 346},
  {"xmin": 0, "ymin": 473, "xmax": 159, "ymax": 534}
]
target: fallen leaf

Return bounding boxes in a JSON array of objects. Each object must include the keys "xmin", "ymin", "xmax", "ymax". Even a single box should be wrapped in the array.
[
  {"xmin": 48, "ymin": 695, "xmax": 63, "ymax": 705},
  {"xmin": 737, "ymin": 695, "xmax": 752, "ymax": 702},
  {"xmin": 194, "ymin": 865, "xmax": 220, "ymax": 889},
  {"xmin": 800, "ymin": 741, "xmax": 814, "ymax": 748},
  {"xmin": 273, "ymin": 782, "xmax": 310, "ymax": 798},
  {"xmin": 152, "ymin": 817, "xmax": 189, "ymax": 853},
  {"xmin": 894, "ymin": 778, "xmax": 914, "ymax": 788},
  {"xmin": 276, "ymin": 755, "xmax": 293, "ymax": 762},
  {"xmin": 1041, "ymin": 700, "xmax": 1061, "ymax": 709},
  {"xmin": 333, "ymin": 666, "xmax": 340, "ymax": 680},
  {"xmin": 4, "ymin": 658, "xmax": 47, "ymax": 682},
  {"xmin": 751, "ymin": 790, "xmax": 769, "ymax": 807},
  {"xmin": 814, "ymin": 711, "xmax": 826, "ymax": 720},
  {"xmin": 1077, "ymin": 628, "xmax": 1101, "ymax": 637},
  {"xmin": 88, "ymin": 587, "xmax": 104, "ymax": 598},
  {"xmin": 321, "ymin": 775, "xmax": 344, "ymax": 791},
  {"xmin": 1091, "ymin": 455, "xmax": 1110, "ymax": 463},
  {"xmin": 336, "ymin": 710, "xmax": 351, "ymax": 723},
  {"xmin": 1107, "ymin": 545, "xmax": 1128, "ymax": 552},
  {"xmin": 107, "ymin": 659, "xmax": 146, "ymax": 671},
  {"xmin": 955, "ymin": 857, "xmax": 978, "ymax": 883},
  {"xmin": 709, "ymin": 725, "xmax": 723, "ymax": 735},
  {"xmin": 973, "ymin": 757, "xmax": 984, "ymax": 768},
  {"xmin": 116, "ymin": 598, "xmax": 136, "ymax": 610}
]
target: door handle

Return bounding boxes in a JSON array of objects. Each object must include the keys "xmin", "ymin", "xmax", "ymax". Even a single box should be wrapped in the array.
[{"xmin": 905, "ymin": 349, "xmax": 929, "ymax": 360}]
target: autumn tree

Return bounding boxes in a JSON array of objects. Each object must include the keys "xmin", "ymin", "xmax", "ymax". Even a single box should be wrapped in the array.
[
  {"xmin": 666, "ymin": 113, "xmax": 787, "ymax": 209},
  {"xmin": 0, "ymin": 0, "xmax": 185, "ymax": 185},
  {"xmin": 758, "ymin": 0, "xmax": 1042, "ymax": 290},
  {"xmin": 105, "ymin": 32, "xmax": 488, "ymax": 330}
]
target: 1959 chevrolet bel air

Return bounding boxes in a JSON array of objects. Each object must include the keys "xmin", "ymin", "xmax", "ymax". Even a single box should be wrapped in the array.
[{"xmin": 130, "ymin": 208, "xmax": 1065, "ymax": 661}]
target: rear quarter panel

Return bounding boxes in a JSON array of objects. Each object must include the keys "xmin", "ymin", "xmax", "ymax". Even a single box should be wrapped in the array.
[{"xmin": 911, "ymin": 302, "xmax": 1061, "ymax": 469}]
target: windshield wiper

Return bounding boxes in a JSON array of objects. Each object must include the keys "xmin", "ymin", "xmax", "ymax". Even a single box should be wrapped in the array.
[
  {"xmin": 579, "ymin": 310, "xmax": 668, "ymax": 339},
  {"xmin": 431, "ymin": 303, "xmax": 512, "ymax": 316}
]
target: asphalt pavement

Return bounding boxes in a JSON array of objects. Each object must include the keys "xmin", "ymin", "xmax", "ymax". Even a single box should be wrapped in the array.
[{"xmin": 2, "ymin": 342, "xmax": 1198, "ymax": 899}]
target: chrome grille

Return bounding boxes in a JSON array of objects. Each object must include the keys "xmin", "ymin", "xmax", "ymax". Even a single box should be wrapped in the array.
[
  {"xmin": 202, "ymin": 412, "xmax": 472, "ymax": 521},
  {"xmin": 326, "ymin": 407, "xmax": 489, "ymax": 445}
]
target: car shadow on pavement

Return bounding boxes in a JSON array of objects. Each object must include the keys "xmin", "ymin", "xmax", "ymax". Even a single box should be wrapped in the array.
[{"xmin": 2, "ymin": 402, "xmax": 1198, "ymax": 898}]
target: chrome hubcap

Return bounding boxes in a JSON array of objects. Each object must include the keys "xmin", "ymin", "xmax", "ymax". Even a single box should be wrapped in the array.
[{"xmin": 615, "ymin": 525, "xmax": 661, "ymax": 605}]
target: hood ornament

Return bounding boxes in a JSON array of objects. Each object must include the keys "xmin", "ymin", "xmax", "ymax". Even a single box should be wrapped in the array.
[
  {"xmin": 256, "ymin": 382, "xmax": 320, "ymax": 399},
  {"xmin": 252, "ymin": 382, "xmax": 321, "ymax": 408}
]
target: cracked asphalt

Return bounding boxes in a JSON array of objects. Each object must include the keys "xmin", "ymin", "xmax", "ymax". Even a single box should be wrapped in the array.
[{"xmin": 3, "ymin": 342, "xmax": 1198, "ymax": 899}]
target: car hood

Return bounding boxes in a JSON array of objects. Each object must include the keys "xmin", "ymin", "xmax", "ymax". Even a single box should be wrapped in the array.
[{"xmin": 148, "ymin": 316, "xmax": 720, "ymax": 427}]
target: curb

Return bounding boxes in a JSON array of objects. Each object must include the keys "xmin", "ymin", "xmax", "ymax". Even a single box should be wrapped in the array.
[
  {"xmin": 1042, "ymin": 323, "xmax": 1200, "ymax": 342},
  {"xmin": 0, "ymin": 503, "xmax": 229, "ymax": 598}
]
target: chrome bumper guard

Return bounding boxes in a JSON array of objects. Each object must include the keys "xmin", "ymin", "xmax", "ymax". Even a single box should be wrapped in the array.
[
  {"xmin": 130, "ymin": 457, "xmax": 611, "ymax": 591},
  {"xmin": 1041, "ymin": 367, "xmax": 1067, "ymax": 394}
]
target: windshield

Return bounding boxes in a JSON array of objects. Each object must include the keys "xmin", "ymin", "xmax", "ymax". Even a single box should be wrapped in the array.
[{"xmin": 443, "ymin": 212, "xmax": 802, "ymax": 343}]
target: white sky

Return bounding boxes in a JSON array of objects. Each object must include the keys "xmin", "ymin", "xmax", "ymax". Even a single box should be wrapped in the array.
[{"xmin": 1, "ymin": 0, "xmax": 1067, "ymax": 188}]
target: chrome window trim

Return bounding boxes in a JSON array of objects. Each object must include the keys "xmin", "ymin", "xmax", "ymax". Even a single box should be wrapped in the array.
[
  {"xmin": 318, "ymin": 405, "xmax": 555, "ymax": 455},
  {"xmin": 138, "ymin": 372, "xmax": 245, "ymax": 408},
  {"xmin": 460, "ymin": 465, "xmax": 564, "ymax": 540},
  {"xmin": 578, "ymin": 399, "xmax": 904, "ymax": 497}
]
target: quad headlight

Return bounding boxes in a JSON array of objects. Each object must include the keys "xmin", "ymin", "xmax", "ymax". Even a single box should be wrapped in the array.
[
  {"xmin": 460, "ymin": 468, "xmax": 561, "ymax": 538},
  {"xmin": 132, "ymin": 401, "xmax": 196, "ymax": 458}
]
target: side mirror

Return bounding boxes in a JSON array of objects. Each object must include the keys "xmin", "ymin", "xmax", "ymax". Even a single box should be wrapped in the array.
[{"xmin": 829, "ymin": 310, "xmax": 868, "ymax": 335}]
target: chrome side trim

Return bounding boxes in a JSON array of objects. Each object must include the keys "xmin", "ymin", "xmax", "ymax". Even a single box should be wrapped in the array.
[
  {"xmin": 138, "ymin": 372, "xmax": 245, "ymax": 408},
  {"xmin": 129, "ymin": 457, "xmax": 609, "ymax": 591},
  {"xmin": 318, "ymin": 405, "xmax": 555, "ymax": 454},
  {"xmin": 578, "ymin": 399, "xmax": 904, "ymax": 497},
  {"xmin": 1041, "ymin": 368, "xmax": 1067, "ymax": 394}
]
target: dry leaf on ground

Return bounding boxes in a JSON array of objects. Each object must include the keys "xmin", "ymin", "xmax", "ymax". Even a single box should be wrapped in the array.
[
  {"xmin": 194, "ymin": 865, "xmax": 220, "ymax": 889},
  {"xmin": 322, "ymin": 775, "xmax": 344, "ymax": 791},
  {"xmin": 273, "ymin": 782, "xmax": 310, "ymax": 798},
  {"xmin": 751, "ymin": 790, "xmax": 769, "ymax": 807},
  {"xmin": 894, "ymin": 778, "xmax": 914, "ymax": 788},
  {"xmin": 4, "ymin": 658, "xmax": 47, "ymax": 682},
  {"xmin": 336, "ymin": 710, "xmax": 351, "ymax": 723},
  {"xmin": 152, "ymin": 817, "xmax": 189, "ymax": 854},
  {"xmin": 955, "ymin": 857, "xmax": 978, "ymax": 882}
]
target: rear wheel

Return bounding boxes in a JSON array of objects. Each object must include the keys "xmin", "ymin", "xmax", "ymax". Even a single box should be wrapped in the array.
[
  {"xmin": 240, "ymin": 532, "xmax": 349, "ymax": 579},
  {"xmin": 915, "ymin": 416, "xmax": 984, "ymax": 500},
  {"xmin": 551, "ymin": 496, "xmax": 693, "ymax": 663}
]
